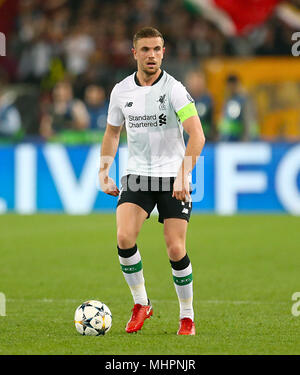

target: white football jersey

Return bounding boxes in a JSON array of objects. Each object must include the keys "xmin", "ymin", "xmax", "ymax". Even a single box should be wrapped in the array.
[{"xmin": 107, "ymin": 70, "xmax": 194, "ymax": 177}]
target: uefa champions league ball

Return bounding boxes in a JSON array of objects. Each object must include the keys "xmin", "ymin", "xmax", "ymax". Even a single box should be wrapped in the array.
[{"xmin": 74, "ymin": 300, "xmax": 112, "ymax": 336}]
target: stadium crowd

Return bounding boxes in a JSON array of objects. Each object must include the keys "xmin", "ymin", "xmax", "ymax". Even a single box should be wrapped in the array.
[{"xmin": 0, "ymin": 0, "xmax": 298, "ymax": 143}]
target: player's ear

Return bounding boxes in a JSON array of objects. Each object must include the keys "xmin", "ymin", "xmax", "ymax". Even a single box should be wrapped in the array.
[{"xmin": 131, "ymin": 47, "xmax": 137, "ymax": 60}]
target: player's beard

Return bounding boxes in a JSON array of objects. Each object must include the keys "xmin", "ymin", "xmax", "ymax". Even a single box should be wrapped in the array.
[{"xmin": 142, "ymin": 64, "xmax": 160, "ymax": 77}]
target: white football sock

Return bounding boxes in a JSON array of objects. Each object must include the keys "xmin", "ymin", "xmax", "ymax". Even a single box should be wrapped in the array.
[
  {"xmin": 171, "ymin": 256, "xmax": 194, "ymax": 321},
  {"xmin": 118, "ymin": 245, "xmax": 148, "ymax": 306}
]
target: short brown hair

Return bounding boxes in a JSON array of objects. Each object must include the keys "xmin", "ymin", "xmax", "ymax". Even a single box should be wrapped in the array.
[{"xmin": 133, "ymin": 27, "xmax": 164, "ymax": 48}]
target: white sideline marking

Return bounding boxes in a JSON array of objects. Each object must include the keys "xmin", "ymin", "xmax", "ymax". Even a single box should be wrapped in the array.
[
  {"xmin": 6, "ymin": 298, "xmax": 286, "ymax": 305},
  {"xmin": 7, "ymin": 298, "xmax": 80, "ymax": 303}
]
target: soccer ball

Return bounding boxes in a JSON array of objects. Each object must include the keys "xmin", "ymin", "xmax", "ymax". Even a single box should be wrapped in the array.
[{"xmin": 74, "ymin": 300, "xmax": 112, "ymax": 336}]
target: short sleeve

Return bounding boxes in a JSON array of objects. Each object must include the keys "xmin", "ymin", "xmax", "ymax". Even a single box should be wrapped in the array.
[
  {"xmin": 170, "ymin": 81, "xmax": 194, "ymax": 113},
  {"xmin": 107, "ymin": 85, "xmax": 125, "ymax": 127}
]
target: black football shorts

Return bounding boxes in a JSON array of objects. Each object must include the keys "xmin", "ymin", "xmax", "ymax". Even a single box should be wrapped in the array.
[{"xmin": 117, "ymin": 174, "xmax": 192, "ymax": 224}]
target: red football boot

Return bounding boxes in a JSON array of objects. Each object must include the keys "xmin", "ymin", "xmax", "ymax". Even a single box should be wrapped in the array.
[
  {"xmin": 126, "ymin": 300, "xmax": 153, "ymax": 333},
  {"xmin": 177, "ymin": 318, "xmax": 196, "ymax": 335}
]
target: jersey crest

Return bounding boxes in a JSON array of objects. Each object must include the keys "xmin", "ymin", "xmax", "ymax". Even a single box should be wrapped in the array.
[{"xmin": 158, "ymin": 94, "xmax": 167, "ymax": 110}]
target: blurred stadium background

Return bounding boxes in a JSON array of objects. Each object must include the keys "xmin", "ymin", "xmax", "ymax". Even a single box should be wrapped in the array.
[{"xmin": 0, "ymin": 0, "xmax": 300, "ymax": 214}]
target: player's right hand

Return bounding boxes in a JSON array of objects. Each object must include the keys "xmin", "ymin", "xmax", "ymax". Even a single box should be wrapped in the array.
[
  {"xmin": 99, "ymin": 173, "xmax": 120, "ymax": 197},
  {"xmin": 172, "ymin": 173, "xmax": 191, "ymax": 202}
]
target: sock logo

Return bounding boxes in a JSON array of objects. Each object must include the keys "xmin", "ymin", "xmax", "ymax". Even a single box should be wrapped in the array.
[
  {"xmin": 173, "ymin": 273, "xmax": 193, "ymax": 286},
  {"xmin": 121, "ymin": 261, "xmax": 142, "ymax": 274}
]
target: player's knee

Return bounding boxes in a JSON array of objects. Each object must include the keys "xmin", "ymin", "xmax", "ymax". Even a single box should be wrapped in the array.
[
  {"xmin": 117, "ymin": 229, "xmax": 137, "ymax": 249},
  {"xmin": 166, "ymin": 242, "xmax": 185, "ymax": 262}
]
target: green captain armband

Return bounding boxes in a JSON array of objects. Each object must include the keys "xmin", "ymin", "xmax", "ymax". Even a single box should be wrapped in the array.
[{"xmin": 176, "ymin": 102, "xmax": 198, "ymax": 123}]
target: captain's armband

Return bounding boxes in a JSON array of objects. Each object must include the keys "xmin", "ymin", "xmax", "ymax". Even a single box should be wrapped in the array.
[{"xmin": 176, "ymin": 102, "xmax": 198, "ymax": 123}]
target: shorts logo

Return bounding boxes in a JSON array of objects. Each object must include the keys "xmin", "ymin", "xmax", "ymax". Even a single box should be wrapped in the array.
[
  {"xmin": 125, "ymin": 102, "xmax": 133, "ymax": 107},
  {"xmin": 158, "ymin": 94, "xmax": 167, "ymax": 110},
  {"xmin": 159, "ymin": 113, "xmax": 167, "ymax": 126},
  {"xmin": 181, "ymin": 199, "xmax": 192, "ymax": 214}
]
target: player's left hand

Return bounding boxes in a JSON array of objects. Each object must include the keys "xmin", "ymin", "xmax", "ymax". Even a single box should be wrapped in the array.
[
  {"xmin": 172, "ymin": 174, "xmax": 190, "ymax": 202},
  {"xmin": 99, "ymin": 173, "xmax": 120, "ymax": 197}
]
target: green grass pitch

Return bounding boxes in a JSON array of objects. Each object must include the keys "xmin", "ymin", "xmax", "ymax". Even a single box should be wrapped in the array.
[{"xmin": 0, "ymin": 214, "xmax": 300, "ymax": 355}]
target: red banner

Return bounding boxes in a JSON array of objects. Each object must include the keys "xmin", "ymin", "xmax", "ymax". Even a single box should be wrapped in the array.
[
  {"xmin": 214, "ymin": 0, "xmax": 282, "ymax": 34},
  {"xmin": 186, "ymin": 0, "xmax": 283, "ymax": 35}
]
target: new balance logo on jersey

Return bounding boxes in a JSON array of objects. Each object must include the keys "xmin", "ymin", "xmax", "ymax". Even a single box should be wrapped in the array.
[
  {"xmin": 125, "ymin": 102, "xmax": 133, "ymax": 107},
  {"xmin": 159, "ymin": 114, "xmax": 167, "ymax": 126}
]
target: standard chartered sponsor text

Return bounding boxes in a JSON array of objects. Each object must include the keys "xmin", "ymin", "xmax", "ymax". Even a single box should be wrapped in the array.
[{"xmin": 129, "ymin": 114, "xmax": 158, "ymax": 128}]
